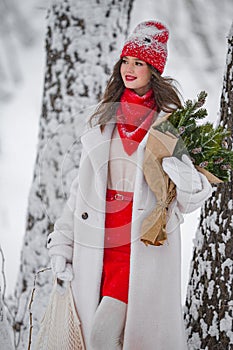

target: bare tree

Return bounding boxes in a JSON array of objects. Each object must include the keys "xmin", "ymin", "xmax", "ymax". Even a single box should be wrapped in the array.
[
  {"xmin": 0, "ymin": 246, "xmax": 14, "ymax": 350},
  {"xmin": 184, "ymin": 22, "xmax": 233, "ymax": 350},
  {"xmin": 12, "ymin": 0, "xmax": 134, "ymax": 348},
  {"xmin": 0, "ymin": 288, "xmax": 14, "ymax": 350}
]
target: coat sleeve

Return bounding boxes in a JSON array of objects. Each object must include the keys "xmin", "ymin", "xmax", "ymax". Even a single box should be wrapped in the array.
[
  {"xmin": 47, "ymin": 175, "xmax": 79, "ymax": 262},
  {"xmin": 175, "ymin": 172, "xmax": 212, "ymax": 214}
]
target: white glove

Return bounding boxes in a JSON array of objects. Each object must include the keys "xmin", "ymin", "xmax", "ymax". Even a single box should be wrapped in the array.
[
  {"xmin": 162, "ymin": 154, "xmax": 202, "ymax": 193},
  {"xmin": 51, "ymin": 255, "xmax": 73, "ymax": 282}
]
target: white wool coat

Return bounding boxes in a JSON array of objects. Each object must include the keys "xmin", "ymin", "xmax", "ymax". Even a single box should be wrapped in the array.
[{"xmin": 48, "ymin": 120, "xmax": 212, "ymax": 350}]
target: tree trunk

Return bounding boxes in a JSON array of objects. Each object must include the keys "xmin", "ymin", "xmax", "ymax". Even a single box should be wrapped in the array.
[
  {"xmin": 184, "ymin": 23, "xmax": 233, "ymax": 350},
  {"xmin": 12, "ymin": 0, "xmax": 134, "ymax": 348}
]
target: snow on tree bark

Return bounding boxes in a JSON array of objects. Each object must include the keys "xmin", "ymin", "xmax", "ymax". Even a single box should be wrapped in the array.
[
  {"xmin": 184, "ymin": 22, "xmax": 233, "ymax": 350},
  {"xmin": 12, "ymin": 0, "xmax": 134, "ymax": 348}
]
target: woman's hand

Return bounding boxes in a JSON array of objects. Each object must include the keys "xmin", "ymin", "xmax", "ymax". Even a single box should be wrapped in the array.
[
  {"xmin": 51, "ymin": 255, "xmax": 73, "ymax": 282},
  {"xmin": 162, "ymin": 154, "xmax": 202, "ymax": 193}
]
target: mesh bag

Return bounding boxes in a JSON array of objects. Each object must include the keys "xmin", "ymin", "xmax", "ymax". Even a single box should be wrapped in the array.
[{"xmin": 34, "ymin": 281, "xmax": 86, "ymax": 350}]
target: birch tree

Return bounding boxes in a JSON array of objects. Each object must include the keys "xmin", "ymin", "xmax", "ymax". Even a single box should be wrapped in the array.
[
  {"xmin": 12, "ymin": 0, "xmax": 134, "ymax": 348},
  {"xmin": 184, "ymin": 23, "xmax": 233, "ymax": 350}
]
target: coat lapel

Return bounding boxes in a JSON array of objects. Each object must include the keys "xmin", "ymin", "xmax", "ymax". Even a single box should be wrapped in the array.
[
  {"xmin": 80, "ymin": 121, "xmax": 152, "ymax": 214},
  {"xmin": 81, "ymin": 122, "xmax": 115, "ymax": 199},
  {"xmin": 80, "ymin": 119, "xmax": 152, "ymax": 171}
]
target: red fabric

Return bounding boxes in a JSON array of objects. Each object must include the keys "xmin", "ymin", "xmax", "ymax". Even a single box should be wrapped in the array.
[
  {"xmin": 101, "ymin": 188, "xmax": 133, "ymax": 304},
  {"xmin": 120, "ymin": 21, "xmax": 169, "ymax": 74},
  {"xmin": 116, "ymin": 88, "xmax": 157, "ymax": 156}
]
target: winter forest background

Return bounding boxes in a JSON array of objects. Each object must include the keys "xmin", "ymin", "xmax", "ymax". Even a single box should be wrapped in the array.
[{"xmin": 0, "ymin": 0, "xmax": 232, "ymax": 349}]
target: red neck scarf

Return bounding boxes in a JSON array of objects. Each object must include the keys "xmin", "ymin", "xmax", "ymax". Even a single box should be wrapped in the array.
[{"xmin": 116, "ymin": 88, "xmax": 157, "ymax": 155}]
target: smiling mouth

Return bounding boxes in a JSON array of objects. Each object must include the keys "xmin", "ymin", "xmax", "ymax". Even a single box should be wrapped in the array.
[{"xmin": 125, "ymin": 75, "xmax": 137, "ymax": 81}]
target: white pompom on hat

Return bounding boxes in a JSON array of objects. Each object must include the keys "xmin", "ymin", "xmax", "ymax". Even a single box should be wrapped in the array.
[{"xmin": 120, "ymin": 20, "xmax": 169, "ymax": 74}]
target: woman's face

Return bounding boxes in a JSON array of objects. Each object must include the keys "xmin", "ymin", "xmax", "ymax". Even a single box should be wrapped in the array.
[{"xmin": 120, "ymin": 56, "xmax": 152, "ymax": 96}]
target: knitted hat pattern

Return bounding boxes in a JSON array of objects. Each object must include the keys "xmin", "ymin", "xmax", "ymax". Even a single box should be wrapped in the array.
[{"xmin": 120, "ymin": 21, "xmax": 169, "ymax": 74}]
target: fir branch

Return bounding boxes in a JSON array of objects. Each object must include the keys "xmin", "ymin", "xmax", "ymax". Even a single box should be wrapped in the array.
[{"xmin": 154, "ymin": 91, "xmax": 233, "ymax": 181}]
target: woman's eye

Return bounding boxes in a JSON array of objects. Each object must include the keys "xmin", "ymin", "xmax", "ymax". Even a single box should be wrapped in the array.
[
  {"xmin": 122, "ymin": 59, "xmax": 128, "ymax": 64},
  {"xmin": 135, "ymin": 62, "xmax": 143, "ymax": 66}
]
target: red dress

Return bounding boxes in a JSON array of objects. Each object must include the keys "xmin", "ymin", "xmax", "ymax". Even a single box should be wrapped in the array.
[{"xmin": 100, "ymin": 188, "xmax": 133, "ymax": 304}]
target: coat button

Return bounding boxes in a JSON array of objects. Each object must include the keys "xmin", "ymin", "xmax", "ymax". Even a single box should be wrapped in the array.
[
  {"xmin": 47, "ymin": 238, "xmax": 51, "ymax": 244},
  {"xmin": 82, "ymin": 212, "xmax": 88, "ymax": 220}
]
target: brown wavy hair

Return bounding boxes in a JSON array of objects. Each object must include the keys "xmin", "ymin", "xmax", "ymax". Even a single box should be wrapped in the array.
[{"xmin": 89, "ymin": 58, "xmax": 183, "ymax": 130}]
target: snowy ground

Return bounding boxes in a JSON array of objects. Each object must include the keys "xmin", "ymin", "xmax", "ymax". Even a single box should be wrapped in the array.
[{"xmin": 0, "ymin": 1, "xmax": 232, "ymax": 305}]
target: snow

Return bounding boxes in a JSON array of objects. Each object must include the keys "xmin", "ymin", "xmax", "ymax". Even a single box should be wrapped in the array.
[
  {"xmin": 221, "ymin": 258, "xmax": 232, "ymax": 276},
  {"xmin": 228, "ymin": 22, "xmax": 233, "ymax": 42},
  {"xmin": 209, "ymin": 243, "xmax": 216, "ymax": 260},
  {"xmin": 207, "ymin": 280, "xmax": 215, "ymax": 299},
  {"xmin": 200, "ymin": 318, "xmax": 208, "ymax": 339},
  {"xmin": 218, "ymin": 243, "xmax": 225, "ymax": 256},
  {"xmin": 124, "ymin": 22, "xmax": 167, "ymax": 48},
  {"xmin": 228, "ymin": 199, "xmax": 233, "ymax": 210},
  {"xmin": 190, "ymin": 332, "xmax": 202, "ymax": 350},
  {"xmin": 204, "ymin": 212, "xmax": 219, "ymax": 233},
  {"xmin": 209, "ymin": 311, "xmax": 219, "ymax": 338},
  {"xmin": 0, "ymin": 0, "xmax": 232, "ymax": 309},
  {"xmin": 220, "ymin": 314, "xmax": 233, "ymax": 343}
]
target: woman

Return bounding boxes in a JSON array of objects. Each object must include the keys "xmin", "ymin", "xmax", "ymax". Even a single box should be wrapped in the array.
[{"xmin": 47, "ymin": 21, "xmax": 212, "ymax": 349}]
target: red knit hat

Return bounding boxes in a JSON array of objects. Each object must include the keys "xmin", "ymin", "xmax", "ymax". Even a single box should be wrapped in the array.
[{"xmin": 120, "ymin": 21, "xmax": 169, "ymax": 74}]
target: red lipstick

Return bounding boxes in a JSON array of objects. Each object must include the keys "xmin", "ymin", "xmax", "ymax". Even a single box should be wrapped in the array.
[{"xmin": 125, "ymin": 75, "xmax": 136, "ymax": 81}]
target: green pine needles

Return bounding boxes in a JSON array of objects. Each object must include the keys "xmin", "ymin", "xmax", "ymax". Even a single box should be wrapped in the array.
[{"xmin": 154, "ymin": 91, "xmax": 233, "ymax": 182}]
